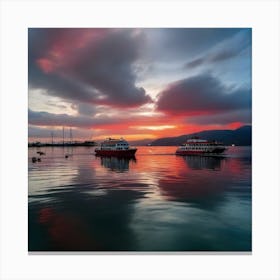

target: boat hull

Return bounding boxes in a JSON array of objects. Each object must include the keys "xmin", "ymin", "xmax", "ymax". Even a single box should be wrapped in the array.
[
  {"xmin": 176, "ymin": 147, "xmax": 226, "ymax": 156},
  {"xmin": 95, "ymin": 148, "xmax": 137, "ymax": 157}
]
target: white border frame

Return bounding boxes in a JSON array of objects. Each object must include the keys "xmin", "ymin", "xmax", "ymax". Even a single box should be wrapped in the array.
[{"xmin": 1, "ymin": 0, "xmax": 279, "ymax": 279}]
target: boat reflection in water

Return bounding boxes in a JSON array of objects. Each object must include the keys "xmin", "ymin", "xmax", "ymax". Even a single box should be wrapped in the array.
[
  {"xmin": 158, "ymin": 155, "xmax": 229, "ymax": 205},
  {"xmin": 182, "ymin": 155, "xmax": 224, "ymax": 170},
  {"xmin": 97, "ymin": 156, "xmax": 136, "ymax": 173},
  {"xmin": 29, "ymin": 146, "xmax": 251, "ymax": 251}
]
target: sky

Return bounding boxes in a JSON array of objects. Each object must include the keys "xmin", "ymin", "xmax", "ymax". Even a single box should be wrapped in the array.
[{"xmin": 28, "ymin": 28, "xmax": 252, "ymax": 142}]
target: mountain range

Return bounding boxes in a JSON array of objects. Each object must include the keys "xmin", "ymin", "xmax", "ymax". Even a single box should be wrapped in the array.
[{"xmin": 150, "ymin": 125, "xmax": 252, "ymax": 146}]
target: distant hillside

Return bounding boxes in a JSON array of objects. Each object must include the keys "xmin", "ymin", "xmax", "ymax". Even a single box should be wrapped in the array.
[
  {"xmin": 129, "ymin": 138, "xmax": 154, "ymax": 146},
  {"xmin": 150, "ymin": 125, "xmax": 252, "ymax": 146}
]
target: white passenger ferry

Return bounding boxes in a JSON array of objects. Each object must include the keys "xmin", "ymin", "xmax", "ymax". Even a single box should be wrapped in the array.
[
  {"xmin": 95, "ymin": 138, "xmax": 137, "ymax": 157},
  {"xmin": 176, "ymin": 138, "xmax": 226, "ymax": 155}
]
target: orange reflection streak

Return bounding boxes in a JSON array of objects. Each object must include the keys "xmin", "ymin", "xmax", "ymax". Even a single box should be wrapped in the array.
[
  {"xmin": 223, "ymin": 157, "xmax": 247, "ymax": 177},
  {"xmin": 131, "ymin": 148, "xmax": 248, "ymax": 202},
  {"xmin": 38, "ymin": 207, "xmax": 101, "ymax": 250},
  {"xmin": 131, "ymin": 148, "xmax": 190, "ymax": 179},
  {"xmin": 157, "ymin": 157, "xmax": 221, "ymax": 200}
]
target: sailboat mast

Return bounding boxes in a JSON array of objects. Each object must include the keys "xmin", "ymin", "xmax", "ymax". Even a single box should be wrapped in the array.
[
  {"xmin": 62, "ymin": 126, "xmax": 65, "ymax": 145},
  {"xmin": 70, "ymin": 128, "xmax": 73, "ymax": 144}
]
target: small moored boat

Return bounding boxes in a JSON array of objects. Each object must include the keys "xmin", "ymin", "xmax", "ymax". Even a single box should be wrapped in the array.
[
  {"xmin": 95, "ymin": 138, "xmax": 137, "ymax": 157},
  {"xmin": 176, "ymin": 138, "xmax": 226, "ymax": 156}
]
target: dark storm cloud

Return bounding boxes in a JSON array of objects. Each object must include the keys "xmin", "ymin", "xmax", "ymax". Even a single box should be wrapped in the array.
[
  {"xmin": 28, "ymin": 28, "xmax": 151, "ymax": 107},
  {"xmin": 75, "ymin": 103, "xmax": 97, "ymax": 116},
  {"xmin": 28, "ymin": 125, "xmax": 96, "ymax": 139},
  {"xmin": 67, "ymin": 29, "xmax": 151, "ymax": 106},
  {"xmin": 185, "ymin": 29, "xmax": 251, "ymax": 69},
  {"xmin": 186, "ymin": 109, "xmax": 251, "ymax": 125},
  {"xmin": 156, "ymin": 74, "xmax": 251, "ymax": 116},
  {"xmin": 29, "ymin": 70, "xmax": 100, "ymax": 103},
  {"xmin": 28, "ymin": 109, "xmax": 120, "ymax": 128}
]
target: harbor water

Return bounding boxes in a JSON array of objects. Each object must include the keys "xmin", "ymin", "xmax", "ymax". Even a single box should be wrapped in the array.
[{"xmin": 28, "ymin": 146, "xmax": 251, "ymax": 251}]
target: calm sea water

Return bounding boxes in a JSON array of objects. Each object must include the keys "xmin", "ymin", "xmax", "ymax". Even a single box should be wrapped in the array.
[{"xmin": 28, "ymin": 146, "xmax": 251, "ymax": 252}]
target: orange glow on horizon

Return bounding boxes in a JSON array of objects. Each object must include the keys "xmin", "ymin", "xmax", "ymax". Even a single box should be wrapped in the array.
[
  {"xmin": 94, "ymin": 134, "xmax": 156, "ymax": 141},
  {"xmin": 28, "ymin": 121, "xmax": 247, "ymax": 142},
  {"xmin": 227, "ymin": 122, "xmax": 244, "ymax": 130}
]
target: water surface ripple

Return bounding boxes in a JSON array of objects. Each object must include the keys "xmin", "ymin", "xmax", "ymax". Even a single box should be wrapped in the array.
[{"xmin": 28, "ymin": 146, "xmax": 251, "ymax": 251}]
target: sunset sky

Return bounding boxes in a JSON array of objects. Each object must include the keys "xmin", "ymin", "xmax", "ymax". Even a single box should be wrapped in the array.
[{"xmin": 28, "ymin": 28, "xmax": 251, "ymax": 142}]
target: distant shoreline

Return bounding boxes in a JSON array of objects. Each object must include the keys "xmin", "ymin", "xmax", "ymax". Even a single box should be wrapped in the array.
[
  {"xmin": 28, "ymin": 144, "xmax": 252, "ymax": 147},
  {"xmin": 28, "ymin": 142, "xmax": 97, "ymax": 147}
]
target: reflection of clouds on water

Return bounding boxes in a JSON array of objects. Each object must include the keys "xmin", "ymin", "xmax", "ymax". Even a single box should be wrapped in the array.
[
  {"xmin": 157, "ymin": 155, "xmax": 251, "ymax": 211},
  {"xmin": 29, "ymin": 151, "xmax": 147, "ymax": 251},
  {"xmin": 29, "ymin": 186, "xmax": 146, "ymax": 251},
  {"xmin": 37, "ymin": 206, "xmax": 97, "ymax": 250},
  {"xmin": 130, "ymin": 155, "xmax": 251, "ymax": 251},
  {"xmin": 155, "ymin": 156, "xmax": 226, "ymax": 206},
  {"xmin": 28, "ymin": 150, "xmax": 79, "ymax": 198},
  {"xmin": 130, "ymin": 191, "xmax": 251, "ymax": 251},
  {"xmin": 182, "ymin": 155, "xmax": 224, "ymax": 170},
  {"xmin": 157, "ymin": 177, "xmax": 227, "ymax": 209},
  {"xmin": 98, "ymin": 156, "xmax": 136, "ymax": 173},
  {"xmin": 29, "ymin": 146, "xmax": 252, "ymax": 251}
]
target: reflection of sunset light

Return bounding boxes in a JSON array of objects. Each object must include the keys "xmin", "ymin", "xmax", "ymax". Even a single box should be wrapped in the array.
[{"xmin": 38, "ymin": 207, "xmax": 98, "ymax": 250}]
